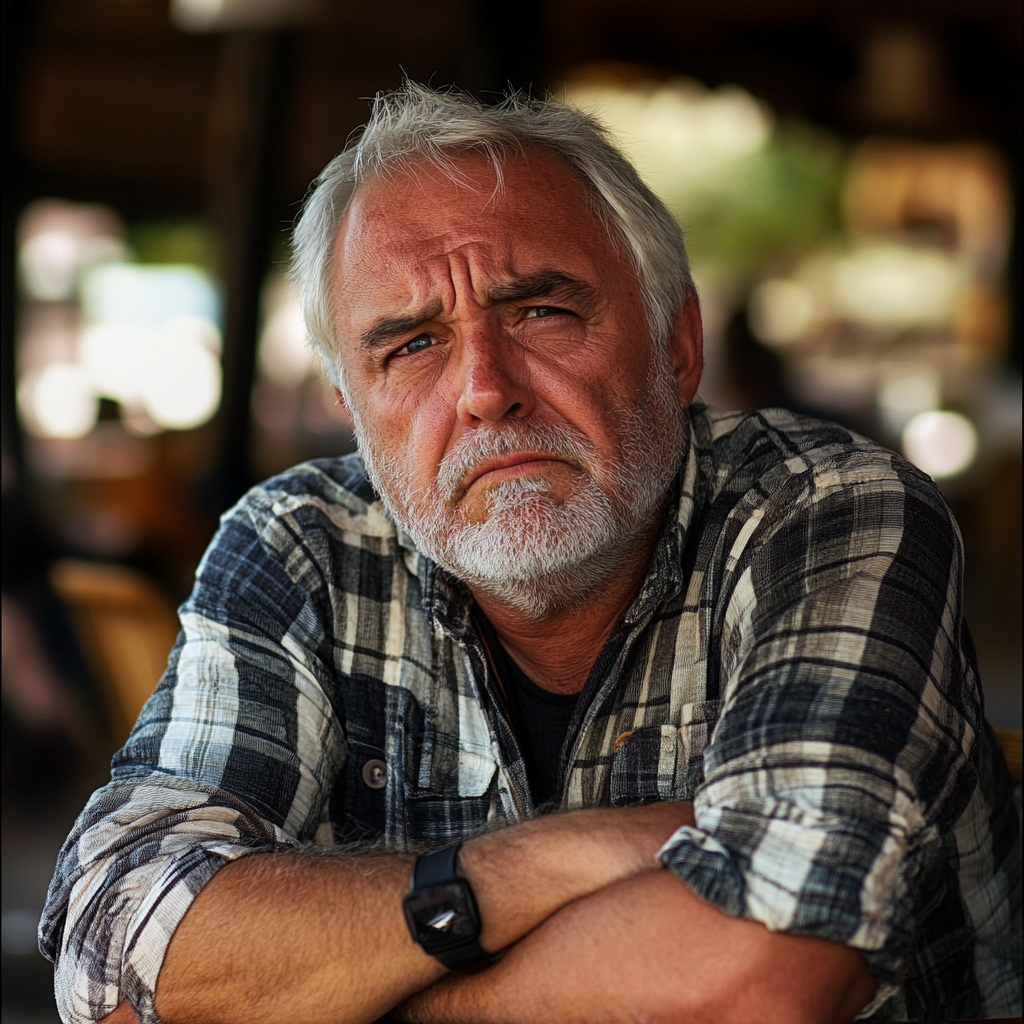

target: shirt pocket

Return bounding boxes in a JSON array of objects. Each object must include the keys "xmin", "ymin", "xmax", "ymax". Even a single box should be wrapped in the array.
[
  {"xmin": 400, "ymin": 721, "xmax": 497, "ymax": 848},
  {"xmin": 333, "ymin": 732, "xmax": 497, "ymax": 849},
  {"xmin": 413, "ymin": 706, "xmax": 497, "ymax": 798},
  {"xmin": 609, "ymin": 701, "xmax": 721, "ymax": 806}
]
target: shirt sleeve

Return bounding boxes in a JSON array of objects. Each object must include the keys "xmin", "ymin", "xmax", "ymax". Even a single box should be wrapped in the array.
[
  {"xmin": 657, "ymin": 444, "xmax": 986, "ymax": 1015},
  {"xmin": 39, "ymin": 494, "xmax": 347, "ymax": 1024}
]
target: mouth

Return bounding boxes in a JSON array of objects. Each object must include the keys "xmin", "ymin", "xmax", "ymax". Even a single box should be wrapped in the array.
[{"xmin": 466, "ymin": 453, "xmax": 565, "ymax": 489}]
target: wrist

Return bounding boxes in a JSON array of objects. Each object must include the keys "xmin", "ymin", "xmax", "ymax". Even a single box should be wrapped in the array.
[
  {"xmin": 403, "ymin": 844, "xmax": 493, "ymax": 974},
  {"xmin": 459, "ymin": 806, "xmax": 682, "ymax": 952}
]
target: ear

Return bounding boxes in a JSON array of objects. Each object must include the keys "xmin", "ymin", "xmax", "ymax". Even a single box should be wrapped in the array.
[
  {"xmin": 332, "ymin": 386, "xmax": 348, "ymax": 411},
  {"xmin": 666, "ymin": 289, "xmax": 703, "ymax": 406}
]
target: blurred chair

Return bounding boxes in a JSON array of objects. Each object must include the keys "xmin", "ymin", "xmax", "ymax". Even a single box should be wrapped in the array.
[
  {"xmin": 994, "ymin": 728, "xmax": 1022, "ymax": 784},
  {"xmin": 49, "ymin": 559, "xmax": 180, "ymax": 744}
]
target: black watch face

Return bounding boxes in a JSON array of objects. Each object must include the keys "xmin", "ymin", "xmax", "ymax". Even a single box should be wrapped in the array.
[{"xmin": 404, "ymin": 882, "xmax": 480, "ymax": 951}]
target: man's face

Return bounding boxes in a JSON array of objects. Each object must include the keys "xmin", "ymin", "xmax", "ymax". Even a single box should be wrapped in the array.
[{"xmin": 330, "ymin": 148, "xmax": 700, "ymax": 615}]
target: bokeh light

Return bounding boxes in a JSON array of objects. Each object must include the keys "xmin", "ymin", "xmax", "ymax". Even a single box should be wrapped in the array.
[
  {"xmin": 18, "ymin": 199, "xmax": 128, "ymax": 302},
  {"xmin": 567, "ymin": 77, "xmax": 772, "ymax": 190},
  {"xmin": 257, "ymin": 277, "xmax": 312, "ymax": 388},
  {"xmin": 140, "ymin": 318, "xmax": 223, "ymax": 430},
  {"xmin": 830, "ymin": 244, "xmax": 963, "ymax": 329},
  {"xmin": 17, "ymin": 204, "xmax": 226, "ymax": 441},
  {"xmin": 17, "ymin": 363, "xmax": 98, "ymax": 438},
  {"xmin": 748, "ymin": 279, "xmax": 817, "ymax": 346},
  {"xmin": 80, "ymin": 263, "xmax": 220, "ymax": 329},
  {"xmin": 79, "ymin": 325, "xmax": 153, "ymax": 404},
  {"xmin": 877, "ymin": 363, "xmax": 941, "ymax": 433},
  {"xmin": 902, "ymin": 410, "xmax": 978, "ymax": 479}
]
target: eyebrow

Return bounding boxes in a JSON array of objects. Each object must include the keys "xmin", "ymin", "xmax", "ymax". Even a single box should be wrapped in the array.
[
  {"xmin": 359, "ymin": 299, "xmax": 444, "ymax": 352},
  {"xmin": 357, "ymin": 271, "xmax": 597, "ymax": 352},
  {"xmin": 486, "ymin": 271, "xmax": 597, "ymax": 307}
]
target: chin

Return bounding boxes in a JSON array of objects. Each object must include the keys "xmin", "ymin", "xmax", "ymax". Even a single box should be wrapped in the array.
[{"xmin": 408, "ymin": 483, "xmax": 655, "ymax": 619}]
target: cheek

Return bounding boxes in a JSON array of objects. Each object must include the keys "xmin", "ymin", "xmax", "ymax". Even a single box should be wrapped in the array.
[
  {"xmin": 357, "ymin": 380, "xmax": 457, "ymax": 482},
  {"xmin": 531, "ymin": 359, "xmax": 639, "ymax": 446},
  {"xmin": 528, "ymin": 320, "xmax": 650, "ymax": 410}
]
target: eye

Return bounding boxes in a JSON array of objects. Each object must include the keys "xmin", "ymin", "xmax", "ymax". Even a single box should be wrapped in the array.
[
  {"xmin": 527, "ymin": 305, "xmax": 572, "ymax": 319},
  {"xmin": 395, "ymin": 334, "xmax": 435, "ymax": 357}
]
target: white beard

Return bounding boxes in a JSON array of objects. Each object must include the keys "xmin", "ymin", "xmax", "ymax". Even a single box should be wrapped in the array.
[{"xmin": 352, "ymin": 355, "xmax": 687, "ymax": 619}]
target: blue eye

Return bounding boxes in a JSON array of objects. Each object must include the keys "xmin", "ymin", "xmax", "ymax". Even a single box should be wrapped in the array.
[{"xmin": 401, "ymin": 335, "xmax": 434, "ymax": 356}]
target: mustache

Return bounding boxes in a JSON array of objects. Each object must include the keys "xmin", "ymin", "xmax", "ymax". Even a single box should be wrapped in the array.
[{"xmin": 437, "ymin": 420, "xmax": 598, "ymax": 500}]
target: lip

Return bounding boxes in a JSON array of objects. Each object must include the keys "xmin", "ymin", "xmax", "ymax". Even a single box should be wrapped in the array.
[{"xmin": 465, "ymin": 453, "xmax": 564, "ymax": 490}]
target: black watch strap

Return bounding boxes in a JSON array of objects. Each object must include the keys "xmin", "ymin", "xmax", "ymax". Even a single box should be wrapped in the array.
[
  {"xmin": 414, "ymin": 843, "xmax": 463, "ymax": 888},
  {"xmin": 405, "ymin": 843, "xmax": 493, "ymax": 974}
]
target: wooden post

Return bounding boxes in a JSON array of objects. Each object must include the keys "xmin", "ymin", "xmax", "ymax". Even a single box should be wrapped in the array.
[{"xmin": 202, "ymin": 30, "xmax": 291, "ymax": 511}]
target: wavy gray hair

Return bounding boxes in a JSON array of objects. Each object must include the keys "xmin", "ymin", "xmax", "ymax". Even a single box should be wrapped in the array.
[{"xmin": 291, "ymin": 81, "xmax": 693, "ymax": 389}]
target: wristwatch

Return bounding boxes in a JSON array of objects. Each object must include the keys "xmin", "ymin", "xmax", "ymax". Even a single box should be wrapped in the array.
[{"xmin": 402, "ymin": 842, "xmax": 493, "ymax": 974}]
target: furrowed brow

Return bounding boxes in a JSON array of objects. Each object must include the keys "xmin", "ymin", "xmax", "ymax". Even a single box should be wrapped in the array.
[
  {"xmin": 359, "ymin": 299, "xmax": 444, "ymax": 352},
  {"xmin": 486, "ymin": 271, "xmax": 597, "ymax": 307}
]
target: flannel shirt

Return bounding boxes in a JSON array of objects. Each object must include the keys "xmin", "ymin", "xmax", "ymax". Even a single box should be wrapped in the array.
[{"xmin": 41, "ymin": 404, "xmax": 1022, "ymax": 1023}]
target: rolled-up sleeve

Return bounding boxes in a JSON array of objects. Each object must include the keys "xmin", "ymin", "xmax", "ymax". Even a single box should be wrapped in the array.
[
  {"xmin": 659, "ymin": 449, "xmax": 991, "ymax": 1015},
  {"xmin": 40, "ymin": 495, "xmax": 346, "ymax": 1024}
]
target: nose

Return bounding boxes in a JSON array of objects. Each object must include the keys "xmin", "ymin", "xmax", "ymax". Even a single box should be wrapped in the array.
[{"xmin": 455, "ymin": 328, "xmax": 535, "ymax": 426}]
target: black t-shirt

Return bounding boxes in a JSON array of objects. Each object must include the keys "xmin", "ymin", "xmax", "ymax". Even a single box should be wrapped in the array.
[{"xmin": 475, "ymin": 613, "xmax": 580, "ymax": 807}]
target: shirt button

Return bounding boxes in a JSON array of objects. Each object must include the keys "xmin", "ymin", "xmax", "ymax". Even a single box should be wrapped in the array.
[{"xmin": 362, "ymin": 758, "xmax": 387, "ymax": 789}]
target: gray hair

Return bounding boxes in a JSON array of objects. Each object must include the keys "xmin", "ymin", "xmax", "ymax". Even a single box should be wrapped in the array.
[{"xmin": 291, "ymin": 81, "xmax": 693, "ymax": 389}]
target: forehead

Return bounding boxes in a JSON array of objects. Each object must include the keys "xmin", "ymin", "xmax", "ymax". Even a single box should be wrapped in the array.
[{"xmin": 330, "ymin": 148, "xmax": 623, "ymax": 321}]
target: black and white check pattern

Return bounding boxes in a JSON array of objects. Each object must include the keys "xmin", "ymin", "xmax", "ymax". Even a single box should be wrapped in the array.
[{"xmin": 41, "ymin": 405, "xmax": 1022, "ymax": 1022}]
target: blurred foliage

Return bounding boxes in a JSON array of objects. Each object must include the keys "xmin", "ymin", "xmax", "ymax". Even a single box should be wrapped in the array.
[
  {"xmin": 126, "ymin": 221, "xmax": 220, "ymax": 274},
  {"xmin": 675, "ymin": 122, "xmax": 846, "ymax": 282}
]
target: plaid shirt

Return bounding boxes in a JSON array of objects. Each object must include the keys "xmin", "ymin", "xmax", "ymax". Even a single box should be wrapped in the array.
[{"xmin": 41, "ymin": 404, "xmax": 1022, "ymax": 1023}]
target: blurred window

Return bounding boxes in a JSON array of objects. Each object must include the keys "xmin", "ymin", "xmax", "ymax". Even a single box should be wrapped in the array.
[{"xmin": 16, "ymin": 201, "xmax": 223, "ymax": 456}]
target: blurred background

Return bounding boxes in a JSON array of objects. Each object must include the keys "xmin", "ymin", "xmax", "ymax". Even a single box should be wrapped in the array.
[{"xmin": 2, "ymin": 0, "xmax": 1020, "ymax": 1019}]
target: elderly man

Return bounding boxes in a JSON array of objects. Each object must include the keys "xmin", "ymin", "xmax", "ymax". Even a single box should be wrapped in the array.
[{"xmin": 43, "ymin": 84, "xmax": 1020, "ymax": 1024}]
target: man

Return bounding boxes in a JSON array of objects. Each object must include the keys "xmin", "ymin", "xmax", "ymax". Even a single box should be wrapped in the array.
[{"xmin": 43, "ymin": 83, "xmax": 1020, "ymax": 1024}]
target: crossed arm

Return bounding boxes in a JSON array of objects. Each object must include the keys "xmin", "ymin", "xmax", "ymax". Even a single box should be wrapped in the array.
[{"xmin": 100, "ymin": 801, "xmax": 874, "ymax": 1024}]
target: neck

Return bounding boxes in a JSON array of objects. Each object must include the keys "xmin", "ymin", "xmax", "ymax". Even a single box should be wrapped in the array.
[{"xmin": 470, "ymin": 512, "xmax": 664, "ymax": 695}]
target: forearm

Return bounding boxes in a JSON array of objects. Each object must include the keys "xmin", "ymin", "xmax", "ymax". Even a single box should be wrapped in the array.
[
  {"xmin": 153, "ymin": 803, "xmax": 696, "ymax": 1024},
  {"xmin": 397, "ymin": 870, "xmax": 876, "ymax": 1024},
  {"xmin": 461, "ymin": 801, "xmax": 694, "ymax": 951},
  {"xmin": 154, "ymin": 850, "xmax": 436, "ymax": 1024}
]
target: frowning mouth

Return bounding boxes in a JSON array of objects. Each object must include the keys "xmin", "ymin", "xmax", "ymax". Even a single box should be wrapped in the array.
[
  {"xmin": 446, "ymin": 450, "xmax": 573, "ymax": 501},
  {"xmin": 437, "ymin": 424, "xmax": 596, "ymax": 507},
  {"xmin": 465, "ymin": 453, "xmax": 566, "ymax": 491}
]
